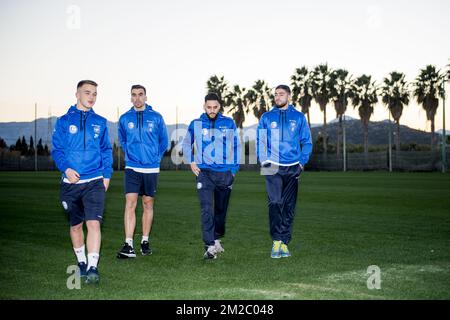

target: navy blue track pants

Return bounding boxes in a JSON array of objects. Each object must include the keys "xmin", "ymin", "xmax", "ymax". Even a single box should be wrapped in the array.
[
  {"xmin": 196, "ymin": 169, "xmax": 234, "ymax": 247},
  {"xmin": 264, "ymin": 164, "xmax": 302, "ymax": 244}
]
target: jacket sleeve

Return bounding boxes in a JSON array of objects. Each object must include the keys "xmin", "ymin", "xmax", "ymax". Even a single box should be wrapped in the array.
[
  {"xmin": 100, "ymin": 121, "xmax": 113, "ymax": 178},
  {"xmin": 299, "ymin": 115, "xmax": 313, "ymax": 166},
  {"xmin": 182, "ymin": 121, "xmax": 195, "ymax": 163},
  {"xmin": 51, "ymin": 117, "xmax": 69, "ymax": 173},
  {"xmin": 118, "ymin": 116, "xmax": 127, "ymax": 155},
  {"xmin": 159, "ymin": 116, "xmax": 169, "ymax": 159},
  {"xmin": 256, "ymin": 115, "xmax": 268, "ymax": 164}
]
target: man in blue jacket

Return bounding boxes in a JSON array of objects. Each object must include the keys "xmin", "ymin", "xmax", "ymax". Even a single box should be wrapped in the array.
[
  {"xmin": 182, "ymin": 93, "xmax": 240, "ymax": 259},
  {"xmin": 116, "ymin": 85, "xmax": 168, "ymax": 259},
  {"xmin": 52, "ymin": 80, "xmax": 113, "ymax": 284},
  {"xmin": 256, "ymin": 85, "xmax": 312, "ymax": 259}
]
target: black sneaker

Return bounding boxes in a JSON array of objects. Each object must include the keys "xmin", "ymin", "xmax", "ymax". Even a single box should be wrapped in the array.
[
  {"xmin": 77, "ymin": 262, "xmax": 87, "ymax": 278},
  {"xmin": 117, "ymin": 242, "xmax": 136, "ymax": 259},
  {"xmin": 140, "ymin": 241, "xmax": 152, "ymax": 256},
  {"xmin": 85, "ymin": 266, "xmax": 99, "ymax": 284}
]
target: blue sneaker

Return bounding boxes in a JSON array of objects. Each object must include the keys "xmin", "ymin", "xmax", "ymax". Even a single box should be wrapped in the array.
[
  {"xmin": 77, "ymin": 262, "xmax": 87, "ymax": 278},
  {"xmin": 280, "ymin": 243, "xmax": 291, "ymax": 258},
  {"xmin": 271, "ymin": 240, "xmax": 282, "ymax": 259},
  {"xmin": 85, "ymin": 267, "xmax": 99, "ymax": 284}
]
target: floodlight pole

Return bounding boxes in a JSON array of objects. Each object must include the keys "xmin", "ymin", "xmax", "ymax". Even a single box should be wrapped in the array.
[
  {"xmin": 442, "ymin": 82, "xmax": 447, "ymax": 173},
  {"xmin": 176, "ymin": 105, "xmax": 179, "ymax": 171},
  {"xmin": 342, "ymin": 92, "xmax": 347, "ymax": 172},
  {"xmin": 388, "ymin": 107, "xmax": 392, "ymax": 172},
  {"xmin": 117, "ymin": 107, "xmax": 120, "ymax": 171},
  {"xmin": 35, "ymin": 103, "xmax": 38, "ymax": 171}
]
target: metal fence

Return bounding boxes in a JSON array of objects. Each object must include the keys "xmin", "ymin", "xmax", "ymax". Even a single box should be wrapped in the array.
[
  {"xmin": 308, "ymin": 150, "xmax": 450, "ymax": 171},
  {"xmin": 1, "ymin": 150, "xmax": 449, "ymax": 172}
]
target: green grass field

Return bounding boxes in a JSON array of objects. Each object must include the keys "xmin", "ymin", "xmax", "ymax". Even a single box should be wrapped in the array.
[{"xmin": 0, "ymin": 171, "xmax": 449, "ymax": 300}]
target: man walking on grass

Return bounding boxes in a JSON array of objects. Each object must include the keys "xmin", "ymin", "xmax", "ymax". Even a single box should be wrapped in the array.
[
  {"xmin": 52, "ymin": 80, "xmax": 113, "ymax": 284},
  {"xmin": 116, "ymin": 84, "xmax": 168, "ymax": 259},
  {"xmin": 256, "ymin": 85, "xmax": 312, "ymax": 258}
]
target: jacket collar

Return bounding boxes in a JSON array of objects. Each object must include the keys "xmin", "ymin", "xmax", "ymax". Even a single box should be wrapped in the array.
[
  {"xmin": 68, "ymin": 104, "xmax": 95, "ymax": 114},
  {"xmin": 128, "ymin": 104, "xmax": 153, "ymax": 113},
  {"xmin": 200, "ymin": 112, "xmax": 223, "ymax": 121}
]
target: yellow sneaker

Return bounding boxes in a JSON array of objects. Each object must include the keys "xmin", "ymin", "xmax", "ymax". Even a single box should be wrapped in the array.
[
  {"xmin": 280, "ymin": 243, "xmax": 291, "ymax": 258},
  {"xmin": 271, "ymin": 240, "xmax": 282, "ymax": 258}
]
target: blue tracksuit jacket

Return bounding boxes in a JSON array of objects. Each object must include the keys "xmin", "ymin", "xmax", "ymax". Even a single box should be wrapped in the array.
[
  {"xmin": 52, "ymin": 105, "xmax": 113, "ymax": 180},
  {"xmin": 118, "ymin": 104, "xmax": 169, "ymax": 169},
  {"xmin": 182, "ymin": 113, "xmax": 240, "ymax": 174},
  {"xmin": 256, "ymin": 105, "xmax": 312, "ymax": 167}
]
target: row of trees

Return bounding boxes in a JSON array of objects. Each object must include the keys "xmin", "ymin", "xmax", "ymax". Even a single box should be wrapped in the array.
[
  {"xmin": 1, "ymin": 136, "xmax": 50, "ymax": 156},
  {"xmin": 206, "ymin": 63, "xmax": 450, "ymax": 158}
]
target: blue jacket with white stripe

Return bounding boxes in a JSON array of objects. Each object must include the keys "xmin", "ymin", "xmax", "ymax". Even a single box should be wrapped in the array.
[
  {"xmin": 256, "ymin": 105, "xmax": 312, "ymax": 167},
  {"xmin": 118, "ymin": 104, "xmax": 169, "ymax": 169},
  {"xmin": 182, "ymin": 113, "xmax": 240, "ymax": 174},
  {"xmin": 52, "ymin": 105, "xmax": 113, "ymax": 180}
]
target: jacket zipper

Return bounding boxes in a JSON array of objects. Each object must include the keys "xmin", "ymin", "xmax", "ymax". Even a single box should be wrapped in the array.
[
  {"xmin": 80, "ymin": 111, "xmax": 87, "ymax": 150},
  {"xmin": 211, "ymin": 118, "xmax": 216, "ymax": 162},
  {"xmin": 280, "ymin": 111, "xmax": 285, "ymax": 142},
  {"xmin": 137, "ymin": 111, "xmax": 143, "ymax": 142},
  {"xmin": 83, "ymin": 112, "xmax": 87, "ymax": 150}
]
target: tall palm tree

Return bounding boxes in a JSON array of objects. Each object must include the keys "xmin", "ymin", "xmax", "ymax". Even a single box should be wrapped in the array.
[
  {"xmin": 381, "ymin": 72, "xmax": 410, "ymax": 153},
  {"xmin": 311, "ymin": 64, "xmax": 333, "ymax": 156},
  {"xmin": 413, "ymin": 65, "xmax": 445, "ymax": 150},
  {"xmin": 225, "ymin": 85, "xmax": 250, "ymax": 147},
  {"xmin": 206, "ymin": 75, "xmax": 229, "ymax": 113},
  {"xmin": 291, "ymin": 66, "xmax": 313, "ymax": 125},
  {"xmin": 329, "ymin": 69, "xmax": 352, "ymax": 156},
  {"xmin": 246, "ymin": 80, "xmax": 273, "ymax": 120},
  {"xmin": 351, "ymin": 74, "xmax": 378, "ymax": 159}
]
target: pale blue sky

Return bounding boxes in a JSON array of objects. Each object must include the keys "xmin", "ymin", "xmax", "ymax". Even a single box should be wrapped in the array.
[{"xmin": 0, "ymin": 0, "xmax": 449, "ymax": 131}]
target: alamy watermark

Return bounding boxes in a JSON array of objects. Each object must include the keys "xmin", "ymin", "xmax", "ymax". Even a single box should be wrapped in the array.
[
  {"xmin": 366, "ymin": 265, "xmax": 381, "ymax": 290},
  {"xmin": 66, "ymin": 5, "xmax": 81, "ymax": 30},
  {"xmin": 66, "ymin": 265, "xmax": 81, "ymax": 289},
  {"xmin": 171, "ymin": 126, "xmax": 282, "ymax": 170}
]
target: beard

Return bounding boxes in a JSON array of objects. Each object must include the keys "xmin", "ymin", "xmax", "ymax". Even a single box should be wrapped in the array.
[
  {"xmin": 275, "ymin": 101, "xmax": 288, "ymax": 108},
  {"xmin": 207, "ymin": 113, "xmax": 218, "ymax": 120}
]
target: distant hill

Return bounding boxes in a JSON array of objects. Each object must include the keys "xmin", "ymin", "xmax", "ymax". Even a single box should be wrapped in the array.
[
  {"xmin": 0, "ymin": 116, "xmax": 438, "ymax": 148},
  {"xmin": 0, "ymin": 117, "xmax": 187, "ymax": 147},
  {"xmin": 311, "ymin": 118, "xmax": 434, "ymax": 145}
]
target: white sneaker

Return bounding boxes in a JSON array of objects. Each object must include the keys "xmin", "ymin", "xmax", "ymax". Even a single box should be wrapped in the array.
[
  {"xmin": 214, "ymin": 240, "xmax": 224, "ymax": 253},
  {"xmin": 204, "ymin": 245, "xmax": 217, "ymax": 259}
]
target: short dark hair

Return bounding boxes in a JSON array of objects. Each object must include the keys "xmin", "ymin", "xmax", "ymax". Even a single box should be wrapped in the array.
[
  {"xmin": 275, "ymin": 84, "xmax": 291, "ymax": 95},
  {"xmin": 204, "ymin": 92, "xmax": 220, "ymax": 103},
  {"xmin": 77, "ymin": 80, "xmax": 98, "ymax": 89},
  {"xmin": 131, "ymin": 84, "xmax": 146, "ymax": 94}
]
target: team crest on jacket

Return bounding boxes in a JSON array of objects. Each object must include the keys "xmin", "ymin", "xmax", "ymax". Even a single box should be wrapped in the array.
[
  {"xmin": 128, "ymin": 122, "xmax": 135, "ymax": 129},
  {"xmin": 202, "ymin": 128, "xmax": 208, "ymax": 136},
  {"xmin": 69, "ymin": 125, "xmax": 78, "ymax": 134},
  {"xmin": 289, "ymin": 120, "xmax": 297, "ymax": 132},
  {"xmin": 92, "ymin": 124, "xmax": 101, "ymax": 138},
  {"xmin": 270, "ymin": 121, "xmax": 277, "ymax": 129},
  {"xmin": 148, "ymin": 121, "xmax": 155, "ymax": 132}
]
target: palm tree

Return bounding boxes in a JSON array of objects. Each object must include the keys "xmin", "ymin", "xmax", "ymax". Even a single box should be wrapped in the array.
[
  {"xmin": 329, "ymin": 69, "xmax": 352, "ymax": 156},
  {"xmin": 291, "ymin": 66, "xmax": 313, "ymax": 125},
  {"xmin": 225, "ymin": 85, "xmax": 250, "ymax": 147},
  {"xmin": 311, "ymin": 64, "xmax": 333, "ymax": 156},
  {"xmin": 381, "ymin": 72, "xmax": 410, "ymax": 153},
  {"xmin": 351, "ymin": 74, "xmax": 378, "ymax": 160},
  {"xmin": 206, "ymin": 75, "xmax": 229, "ymax": 113},
  {"xmin": 413, "ymin": 65, "xmax": 445, "ymax": 150},
  {"xmin": 246, "ymin": 80, "xmax": 273, "ymax": 120}
]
